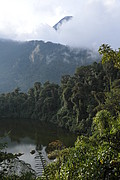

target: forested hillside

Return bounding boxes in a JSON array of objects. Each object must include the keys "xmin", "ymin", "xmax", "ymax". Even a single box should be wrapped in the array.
[
  {"xmin": 0, "ymin": 44, "xmax": 120, "ymax": 179},
  {"xmin": 0, "ymin": 40, "xmax": 99, "ymax": 93},
  {"xmin": 0, "ymin": 45, "xmax": 120, "ymax": 134},
  {"xmin": 44, "ymin": 44, "xmax": 120, "ymax": 179}
]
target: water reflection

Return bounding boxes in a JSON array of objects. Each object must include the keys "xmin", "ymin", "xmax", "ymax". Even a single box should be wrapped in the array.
[
  {"xmin": 0, "ymin": 119, "xmax": 76, "ymax": 146},
  {"xmin": 0, "ymin": 119, "xmax": 76, "ymax": 172},
  {"xmin": 7, "ymin": 141, "xmax": 36, "ymax": 170}
]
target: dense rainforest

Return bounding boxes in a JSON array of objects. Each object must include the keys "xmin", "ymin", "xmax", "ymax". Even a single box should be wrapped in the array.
[
  {"xmin": 0, "ymin": 44, "xmax": 120, "ymax": 179},
  {"xmin": 0, "ymin": 46, "xmax": 120, "ymax": 134}
]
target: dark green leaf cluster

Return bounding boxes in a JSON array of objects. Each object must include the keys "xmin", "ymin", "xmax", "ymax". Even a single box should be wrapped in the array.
[
  {"xmin": 0, "ymin": 82, "xmax": 60, "ymax": 122},
  {"xmin": 56, "ymin": 61, "xmax": 120, "ymax": 133}
]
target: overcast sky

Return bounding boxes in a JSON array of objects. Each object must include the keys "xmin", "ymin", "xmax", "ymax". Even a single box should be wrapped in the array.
[{"xmin": 0, "ymin": 0, "xmax": 120, "ymax": 49}]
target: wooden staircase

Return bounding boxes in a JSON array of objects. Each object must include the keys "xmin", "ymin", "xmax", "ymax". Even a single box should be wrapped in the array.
[{"xmin": 34, "ymin": 145, "xmax": 49, "ymax": 179}]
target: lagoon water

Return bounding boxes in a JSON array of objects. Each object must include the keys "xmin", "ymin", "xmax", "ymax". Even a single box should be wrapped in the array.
[{"xmin": 0, "ymin": 119, "xmax": 76, "ymax": 172}]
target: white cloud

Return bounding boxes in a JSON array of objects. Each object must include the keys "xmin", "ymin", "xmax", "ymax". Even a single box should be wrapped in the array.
[
  {"xmin": 0, "ymin": 0, "xmax": 120, "ymax": 49},
  {"xmin": 56, "ymin": 0, "xmax": 120, "ymax": 49}
]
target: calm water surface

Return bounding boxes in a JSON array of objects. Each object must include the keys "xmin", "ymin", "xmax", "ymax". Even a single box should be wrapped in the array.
[{"xmin": 0, "ymin": 119, "xmax": 77, "ymax": 171}]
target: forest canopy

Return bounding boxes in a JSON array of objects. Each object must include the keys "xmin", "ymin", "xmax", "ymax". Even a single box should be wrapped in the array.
[
  {"xmin": 0, "ymin": 44, "xmax": 120, "ymax": 179},
  {"xmin": 0, "ymin": 45, "xmax": 120, "ymax": 134}
]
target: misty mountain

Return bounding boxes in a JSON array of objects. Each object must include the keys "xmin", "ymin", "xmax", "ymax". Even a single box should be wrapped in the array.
[
  {"xmin": 53, "ymin": 16, "xmax": 73, "ymax": 30},
  {"xmin": 0, "ymin": 40, "xmax": 100, "ymax": 93}
]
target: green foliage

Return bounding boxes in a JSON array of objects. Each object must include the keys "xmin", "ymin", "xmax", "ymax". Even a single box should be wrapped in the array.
[
  {"xmin": 46, "ymin": 112, "xmax": 120, "ymax": 179},
  {"xmin": 43, "ymin": 45, "xmax": 120, "ymax": 179},
  {"xmin": 56, "ymin": 61, "xmax": 120, "ymax": 133},
  {"xmin": 99, "ymin": 44, "xmax": 120, "ymax": 69},
  {"xmin": 93, "ymin": 110, "xmax": 113, "ymax": 136},
  {"xmin": 0, "ymin": 44, "xmax": 120, "ymax": 179},
  {"xmin": 46, "ymin": 140, "xmax": 64, "ymax": 153},
  {"xmin": 0, "ymin": 82, "xmax": 60, "ymax": 122},
  {"xmin": 0, "ymin": 56, "xmax": 120, "ymax": 134}
]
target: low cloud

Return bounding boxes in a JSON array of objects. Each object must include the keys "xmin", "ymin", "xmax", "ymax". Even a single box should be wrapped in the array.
[
  {"xmin": 54, "ymin": 0, "xmax": 120, "ymax": 49},
  {"xmin": 0, "ymin": 0, "xmax": 120, "ymax": 49}
]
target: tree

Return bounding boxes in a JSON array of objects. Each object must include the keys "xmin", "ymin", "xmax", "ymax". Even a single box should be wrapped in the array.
[
  {"xmin": 99, "ymin": 44, "xmax": 120, "ymax": 69},
  {"xmin": 93, "ymin": 110, "xmax": 113, "ymax": 136}
]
